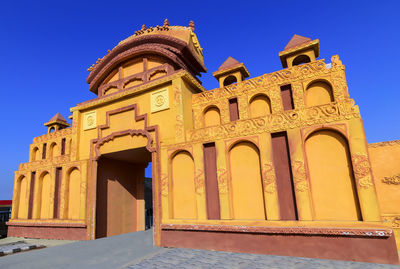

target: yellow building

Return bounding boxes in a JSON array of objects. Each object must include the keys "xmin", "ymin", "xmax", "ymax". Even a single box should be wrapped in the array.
[{"xmin": 7, "ymin": 20, "xmax": 400, "ymax": 264}]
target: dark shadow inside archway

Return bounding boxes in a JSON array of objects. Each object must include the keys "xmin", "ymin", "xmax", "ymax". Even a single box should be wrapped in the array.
[{"xmin": 95, "ymin": 147, "xmax": 152, "ymax": 239}]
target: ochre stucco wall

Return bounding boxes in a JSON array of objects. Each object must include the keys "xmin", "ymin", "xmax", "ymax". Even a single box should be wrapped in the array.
[{"xmin": 369, "ymin": 141, "xmax": 400, "ymax": 248}]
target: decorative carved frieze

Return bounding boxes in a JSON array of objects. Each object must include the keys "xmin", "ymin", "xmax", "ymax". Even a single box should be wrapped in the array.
[
  {"xmin": 192, "ymin": 59, "xmax": 340, "ymax": 105},
  {"xmin": 19, "ymin": 155, "xmax": 72, "ymax": 170},
  {"xmin": 188, "ymin": 99, "xmax": 359, "ymax": 142},
  {"xmin": 368, "ymin": 140, "xmax": 400, "ymax": 148},
  {"xmin": 32, "ymin": 128, "xmax": 74, "ymax": 144},
  {"xmin": 382, "ymin": 174, "xmax": 400, "ymax": 185},
  {"xmin": 161, "ymin": 223, "xmax": 392, "ymax": 238}
]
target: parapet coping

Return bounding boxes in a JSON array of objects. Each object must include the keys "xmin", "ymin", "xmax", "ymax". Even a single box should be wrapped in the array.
[{"xmin": 161, "ymin": 223, "xmax": 392, "ymax": 238}]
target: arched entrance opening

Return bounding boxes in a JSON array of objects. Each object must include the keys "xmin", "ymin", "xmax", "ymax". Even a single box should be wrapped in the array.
[{"xmin": 95, "ymin": 146, "xmax": 153, "ymax": 238}]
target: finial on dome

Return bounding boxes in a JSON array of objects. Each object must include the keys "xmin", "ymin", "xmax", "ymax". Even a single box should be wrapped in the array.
[
  {"xmin": 141, "ymin": 24, "xmax": 147, "ymax": 30},
  {"xmin": 163, "ymin": 19, "xmax": 170, "ymax": 26},
  {"xmin": 189, "ymin": 20, "xmax": 195, "ymax": 32}
]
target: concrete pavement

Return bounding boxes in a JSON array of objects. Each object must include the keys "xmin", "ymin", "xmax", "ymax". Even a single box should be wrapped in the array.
[
  {"xmin": 0, "ymin": 229, "xmax": 161, "ymax": 269},
  {"xmin": 0, "ymin": 229, "xmax": 398, "ymax": 269}
]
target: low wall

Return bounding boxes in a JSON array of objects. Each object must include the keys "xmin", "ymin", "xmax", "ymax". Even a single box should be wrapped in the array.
[
  {"xmin": 161, "ymin": 224, "xmax": 399, "ymax": 265},
  {"xmin": 7, "ymin": 222, "xmax": 87, "ymax": 240}
]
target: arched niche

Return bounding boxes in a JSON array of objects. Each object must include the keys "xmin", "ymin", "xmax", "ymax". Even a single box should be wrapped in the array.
[
  {"xmin": 171, "ymin": 151, "xmax": 197, "ymax": 219},
  {"xmin": 223, "ymin": 75, "xmax": 237, "ymax": 86},
  {"xmin": 65, "ymin": 168, "xmax": 81, "ymax": 220},
  {"xmin": 249, "ymin": 94, "xmax": 272, "ymax": 118},
  {"xmin": 31, "ymin": 147, "xmax": 39, "ymax": 162},
  {"xmin": 17, "ymin": 176, "xmax": 28, "ymax": 219},
  {"xmin": 203, "ymin": 106, "xmax": 221, "ymax": 127},
  {"xmin": 49, "ymin": 142, "xmax": 58, "ymax": 159},
  {"xmin": 305, "ymin": 129, "xmax": 361, "ymax": 221},
  {"xmin": 229, "ymin": 141, "xmax": 266, "ymax": 220},
  {"xmin": 39, "ymin": 172, "xmax": 52, "ymax": 219},
  {"xmin": 305, "ymin": 80, "xmax": 334, "ymax": 107},
  {"xmin": 292, "ymin": 54, "xmax": 311, "ymax": 66}
]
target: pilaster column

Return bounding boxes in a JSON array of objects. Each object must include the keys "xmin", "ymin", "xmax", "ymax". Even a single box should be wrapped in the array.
[
  {"xmin": 215, "ymin": 140, "xmax": 231, "ymax": 219},
  {"xmin": 348, "ymin": 118, "xmax": 381, "ymax": 221},
  {"xmin": 159, "ymin": 148, "xmax": 170, "ymax": 221},
  {"xmin": 80, "ymin": 161, "xmax": 88, "ymax": 220},
  {"xmin": 193, "ymin": 143, "xmax": 207, "ymax": 220},
  {"xmin": 258, "ymin": 132, "xmax": 280, "ymax": 220},
  {"xmin": 287, "ymin": 128, "xmax": 313, "ymax": 220}
]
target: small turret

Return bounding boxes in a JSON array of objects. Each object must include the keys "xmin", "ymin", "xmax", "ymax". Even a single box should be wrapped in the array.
[
  {"xmin": 279, "ymin": 34, "xmax": 320, "ymax": 68},
  {"xmin": 44, "ymin": 113, "xmax": 70, "ymax": 133},
  {"xmin": 212, "ymin": 56, "xmax": 250, "ymax": 88}
]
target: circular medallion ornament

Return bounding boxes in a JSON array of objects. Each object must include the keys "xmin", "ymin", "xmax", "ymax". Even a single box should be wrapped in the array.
[
  {"xmin": 155, "ymin": 95, "xmax": 165, "ymax": 107},
  {"xmin": 87, "ymin": 116, "xmax": 94, "ymax": 126}
]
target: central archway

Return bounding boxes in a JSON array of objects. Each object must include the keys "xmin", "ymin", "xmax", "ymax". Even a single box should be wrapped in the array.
[
  {"xmin": 95, "ymin": 147, "xmax": 152, "ymax": 238},
  {"xmin": 90, "ymin": 128, "xmax": 159, "ymax": 239}
]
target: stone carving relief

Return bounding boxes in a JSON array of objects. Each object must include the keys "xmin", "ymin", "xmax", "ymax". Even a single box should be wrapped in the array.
[
  {"xmin": 189, "ymin": 100, "xmax": 359, "ymax": 143},
  {"xmin": 33, "ymin": 128, "xmax": 73, "ymax": 143},
  {"xmin": 161, "ymin": 173, "xmax": 168, "ymax": 197},
  {"xmin": 173, "ymin": 86, "xmax": 185, "ymax": 141},
  {"xmin": 217, "ymin": 169, "xmax": 228, "ymax": 194},
  {"xmin": 83, "ymin": 111, "xmax": 97, "ymax": 131},
  {"xmin": 291, "ymin": 160, "xmax": 309, "ymax": 192},
  {"xmin": 382, "ymin": 215, "xmax": 400, "ymax": 228},
  {"xmin": 292, "ymin": 83, "xmax": 305, "ymax": 110},
  {"xmin": 382, "ymin": 174, "xmax": 400, "ymax": 185},
  {"xmin": 368, "ymin": 140, "xmax": 400, "ymax": 148},
  {"xmin": 352, "ymin": 154, "xmax": 373, "ymax": 189},
  {"xmin": 194, "ymin": 169, "xmax": 205, "ymax": 195},
  {"xmin": 192, "ymin": 59, "xmax": 335, "ymax": 105},
  {"xmin": 151, "ymin": 88, "xmax": 169, "ymax": 113},
  {"xmin": 261, "ymin": 163, "xmax": 277, "ymax": 194}
]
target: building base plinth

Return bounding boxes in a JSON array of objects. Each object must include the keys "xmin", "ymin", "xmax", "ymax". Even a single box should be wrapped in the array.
[
  {"xmin": 7, "ymin": 222, "xmax": 87, "ymax": 240},
  {"xmin": 161, "ymin": 226, "xmax": 400, "ymax": 265}
]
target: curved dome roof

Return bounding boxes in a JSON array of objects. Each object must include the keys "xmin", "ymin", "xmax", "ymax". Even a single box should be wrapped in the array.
[{"xmin": 86, "ymin": 23, "xmax": 206, "ymax": 93}]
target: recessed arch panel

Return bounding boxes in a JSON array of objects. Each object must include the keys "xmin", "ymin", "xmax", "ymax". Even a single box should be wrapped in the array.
[
  {"xmin": 40, "ymin": 172, "xmax": 52, "ymax": 219},
  {"xmin": 31, "ymin": 147, "xmax": 39, "ymax": 161},
  {"xmin": 249, "ymin": 94, "xmax": 272, "ymax": 118},
  {"xmin": 229, "ymin": 141, "xmax": 266, "ymax": 220},
  {"xmin": 171, "ymin": 151, "xmax": 197, "ymax": 219},
  {"xmin": 67, "ymin": 168, "xmax": 81, "ymax": 219},
  {"xmin": 49, "ymin": 142, "xmax": 58, "ymax": 159},
  {"xmin": 203, "ymin": 106, "xmax": 221, "ymax": 127},
  {"xmin": 305, "ymin": 81, "xmax": 334, "ymax": 107},
  {"xmin": 17, "ymin": 176, "xmax": 28, "ymax": 219},
  {"xmin": 305, "ymin": 129, "xmax": 361, "ymax": 220}
]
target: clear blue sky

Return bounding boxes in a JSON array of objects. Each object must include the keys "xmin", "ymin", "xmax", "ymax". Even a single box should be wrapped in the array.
[{"xmin": 0, "ymin": 0, "xmax": 399, "ymax": 199}]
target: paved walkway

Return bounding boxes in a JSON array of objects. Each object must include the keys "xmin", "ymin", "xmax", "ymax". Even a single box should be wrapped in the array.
[
  {"xmin": 125, "ymin": 248, "xmax": 399, "ymax": 269},
  {"xmin": 0, "ymin": 229, "xmax": 160, "ymax": 269},
  {"xmin": 0, "ymin": 229, "xmax": 398, "ymax": 269}
]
